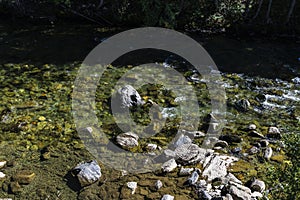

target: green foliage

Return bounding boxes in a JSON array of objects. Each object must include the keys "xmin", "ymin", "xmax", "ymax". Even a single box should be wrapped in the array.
[{"xmin": 265, "ymin": 133, "xmax": 300, "ymax": 200}]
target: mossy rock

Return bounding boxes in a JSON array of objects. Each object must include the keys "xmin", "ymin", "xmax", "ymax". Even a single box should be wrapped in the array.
[{"xmin": 270, "ymin": 154, "xmax": 286, "ymax": 163}]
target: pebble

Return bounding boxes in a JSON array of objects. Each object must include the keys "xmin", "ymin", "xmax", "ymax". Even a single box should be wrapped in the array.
[
  {"xmin": 127, "ymin": 182, "xmax": 137, "ymax": 194},
  {"xmin": 249, "ymin": 131, "xmax": 265, "ymax": 138},
  {"xmin": 185, "ymin": 170, "xmax": 199, "ymax": 185},
  {"xmin": 161, "ymin": 159, "xmax": 177, "ymax": 173},
  {"xmin": 268, "ymin": 127, "xmax": 280, "ymax": 134},
  {"xmin": 0, "ymin": 160, "xmax": 7, "ymax": 169},
  {"xmin": 146, "ymin": 143, "xmax": 157, "ymax": 151},
  {"xmin": 13, "ymin": 170, "xmax": 36, "ymax": 184},
  {"xmin": 116, "ymin": 132, "xmax": 139, "ymax": 148},
  {"xmin": 219, "ymin": 135, "xmax": 242, "ymax": 144},
  {"xmin": 179, "ymin": 167, "xmax": 194, "ymax": 176},
  {"xmin": 10, "ymin": 182, "xmax": 22, "ymax": 194},
  {"xmin": 72, "ymin": 160, "xmax": 101, "ymax": 187},
  {"xmin": 264, "ymin": 147, "xmax": 273, "ymax": 160},
  {"xmin": 0, "ymin": 171, "xmax": 6, "ymax": 179},
  {"xmin": 248, "ymin": 146, "xmax": 260, "ymax": 155},
  {"xmin": 231, "ymin": 147, "xmax": 242, "ymax": 154},
  {"xmin": 250, "ymin": 179, "xmax": 265, "ymax": 193},
  {"xmin": 214, "ymin": 140, "xmax": 229, "ymax": 148},
  {"xmin": 198, "ymin": 189, "xmax": 212, "ymax": 200},
  {"xmin": 235, "ymin": 99, "xmax": 251, "ymax": 111},
  {"xmin": 161, "ymin": 194, "xmax": 174, "ymax": 200},
  {"xmin": 155, "ymin": 180, "xmax": 163, "ymax": 190},
  {"xmin": 248, "ymin": 124, "xmax": 256, "ymax": 130}
]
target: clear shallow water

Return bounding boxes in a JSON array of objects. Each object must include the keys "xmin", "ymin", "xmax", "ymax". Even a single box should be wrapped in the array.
[{"xmin": 0, "ymin": 21, "xmax": 299, "ymax": 199}]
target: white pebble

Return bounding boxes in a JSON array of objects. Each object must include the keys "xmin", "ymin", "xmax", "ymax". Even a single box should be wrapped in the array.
[
  {"xmin": 0, "ymin": 161, "xmax": 6, "ymax": 169},
  {"xmin": 0, "ymin": 172, "xmax": 5, "ymax": 179},
  {"xmin": 161, "ymin": 194, "xmax": 174, "ymax": 200},
  {"xmin": 127, "ymin": 182, "xmax": 137, "ymax": 194}
]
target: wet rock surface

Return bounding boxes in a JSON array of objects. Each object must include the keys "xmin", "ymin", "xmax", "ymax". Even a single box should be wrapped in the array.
[{"xmin": 72, "ymin": 160, "xmax": 101, "ymax": 187}]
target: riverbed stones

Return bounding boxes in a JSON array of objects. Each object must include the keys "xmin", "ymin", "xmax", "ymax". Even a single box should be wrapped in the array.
[
  {"xmin": 202, "ymin": 154, "xmax": 239, "ymax": 181},
  {"xmin": 248, "ymin": 124, "xmax": 256, "ymax": 130},
  {"xmin": 13, "ymin": 170, "xmax": 36, "ymax": 184},
  {"xmin": 267, "ymin": 126, "xmax": 282, "ymax": 139},
  {"xmin": 228, "ymin": 184, "xmax": 251, "ymax": 200},
  {"xmin": 116, "ymin": 132, "xmax": 139, "ymax": 148},
  {"xmin": 183, "ymin": 130, "xmax": 206, "ymax": 138},
  {"xmin": 161, "ymin": 194, "xmax": 174, "ymax": 200},
  {"xmin": 174, "ymin": 134, "xmax": 192, "ymax": 148},
  {"xmin": 0, "ymin": 171, "xmax": 5, "ymax": 179},
  {"xmin": 185, "ymin": 170, "xmax": 200, "ymax": 186},
  {"xmin": 175, "ymin": 143, "xmax": 212, "ymax": 165},
  {"xmin": 249, "ymin": 131, "xmax": 265, "ymax": 138},
  {"xmin": 127, "ymin": 181, "xmax": 137, "ymax": 194},
  {"xmin": 155, "ymin": 180, "xmax": 163, "ymax": 190},
  {"xmin": 179, "ymin": 167, "xmax": 194, "ymax": 176},
  {"xmin": 219, "ymin": 135, "xmax": 242, "ymax": 144},
  {"xmin": 250, "ymin": 179, "xmax": 265, "ymax": 193},
  {"xmin": 161, "ymin": 158, "xmax": 177, "ymax": 173},
  {"xmin": 146, "ymin": 143, "xmax": 158, "ymax": 151},
  {"xmin": 264, "ymin": 147, "xmax": 273, "ymax": 160},
  {"xmin": 248, "ymin": 146, "xmax": 260, "ymax": 155},
  {"xmin": 235, "ymin": 99, "xmax": 251, "ymax": 112},
  {"xmin": 117, "ymin": 85, "xmax": 144, "ymax": 108},
  {"xmin": 72, "ymin": 160, "xmax": 101, "ymax": 187},
  {"xmin": 0, "ymin": 160, "xmax": 6, "ymax": 168}
]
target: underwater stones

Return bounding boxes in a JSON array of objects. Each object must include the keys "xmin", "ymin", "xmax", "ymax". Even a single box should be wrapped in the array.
[
  {"xmin": 117, "ymin": 85, "xmax": 144, "ymax": 108},
  {"xmin": 161, "ymin": 158, "xmax": 177, "ymax": 173},
  {"xmin": 161, "ymin": 194, "xmax": 174, "ymax": 200},
  {"xmin": 231, "ymin": 147, "xmax": 242, "ymax": 154},
  {"xmin": 155, "ymin": 180, "xmax": 163, "ymax": 190},
  {"xmin": 250, "ymin": 179, "xmax": 265, "ymax": 193},
  {"xmin": 248, "ymin": 146, "xmax": 260, "ymax": 155},
  {"xmin": 127, "ymin": 181, "xmax": 137, "ymax": 194},
  {"xmin": 179, "ymin": 167, "xmax": 194, "ymax": 176},
  {"xmin": 198, "ymin": 190, "xmax": 212, "ymax": 200},
  {"xmin": 264, "ymin": 147, "xmax": 273, "ymax": 160},
  {"xmin": 10, "ymin": 181, "xmax": 22, "ymax": 194},
  {"xmin": 202, "ymin": 154, "xmax": 239, "ymax": 182},
  {"xmin": 116, "ymin": 132, "xmax": 139, "ymax": 148},
  {"xmin": 72, "ymin": 160, "xmax": 101, "ymax": 187},
  {"xmin": 235, "ymin": 99, "xmax": 250, "ymax": 112},
  {"xmin": 175, "ymin": 143, "xmax": 211, "ymax": 165},
  {"xmin": 219, "ymin": 135, "xmax": 242, "ymax": 144},
  {"xmin": 13, "ymin": 170, "xmax": 35, "ymax": 184}
]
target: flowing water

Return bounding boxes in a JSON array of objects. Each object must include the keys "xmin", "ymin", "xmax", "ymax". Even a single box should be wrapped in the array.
[{"xmin": 0, "ymin": 20, "xmax": 299, "ymax": 199}]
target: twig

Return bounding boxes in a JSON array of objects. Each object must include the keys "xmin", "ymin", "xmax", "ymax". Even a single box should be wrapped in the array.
[
  {"xmin": 252, "ymin": 0, "xmax": 264, "ymax": 20},
  {"xmin": 285, "ymin": 0, "xmax": 296, "ymax": 23},
  {"xmin": 265, "ymin": 0, "xmax": 273, "ymax": 23}
]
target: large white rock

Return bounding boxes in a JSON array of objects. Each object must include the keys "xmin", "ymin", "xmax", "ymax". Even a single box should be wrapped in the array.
[
  {"xmin": 73, "ymin": 160, "xmax": 101, "ymax": 187},
  {"xmin": 117, "ymin": 85, "xmax": 144, "ymax": 108},
  {"xmin": 161, "ymin": 194, "xmax": 174, "ymax": 200},
  {"xmin": 202, "ymin": 154, "xmax": 238, "ymax": 181},
  {"xmin": 175, "ymin": 143, "xmax": 212, "ymax": 165},
  {"xmin": 116, "ymin": 132, "xmax": 139, "ymax": 148}
]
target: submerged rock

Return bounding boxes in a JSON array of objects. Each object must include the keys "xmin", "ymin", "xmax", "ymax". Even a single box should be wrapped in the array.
[
  {"xmin": 72, "ymin": 160, "xmax": 101, "ymax": 187},
  {"xmin": 13, "ymin": 170, "xmax": 35, "ymax": 184},
  {"xmin": 248, "ymin": 146, "xmax": 260, "ymax": 155},
  {"xmin": 248, "ymin": 124, "xmax": 256, "ymax": 130},
  {"xmin": 116, "ymin": 132, "xmax": 139, "ymax": 148},
  {"xmin": 0, "ymin": 171, "xmax": 5, "ymax": 179},
  {"xmin": 117, "ymin": 85, "xmax": 144, "ymax": 108},
  {"xmin": 219, "ymin": 135, "xmax": 242, "ymax": 144},
  {"xmin": 229, "ymin": 185, "xmax": 251, "ymax": 200},
  {"xmin": 0, "ymin": 160, "xmax": 6, "ymax": 169},
  {"xmin": 249, "ymin": 131, "xmax": 265, "ymax": 138}
]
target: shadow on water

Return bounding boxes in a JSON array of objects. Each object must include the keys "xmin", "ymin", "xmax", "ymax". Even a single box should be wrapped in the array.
[{"xmin": 0, "ymin": 19, "xmax": 299, "ymax": 80}]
